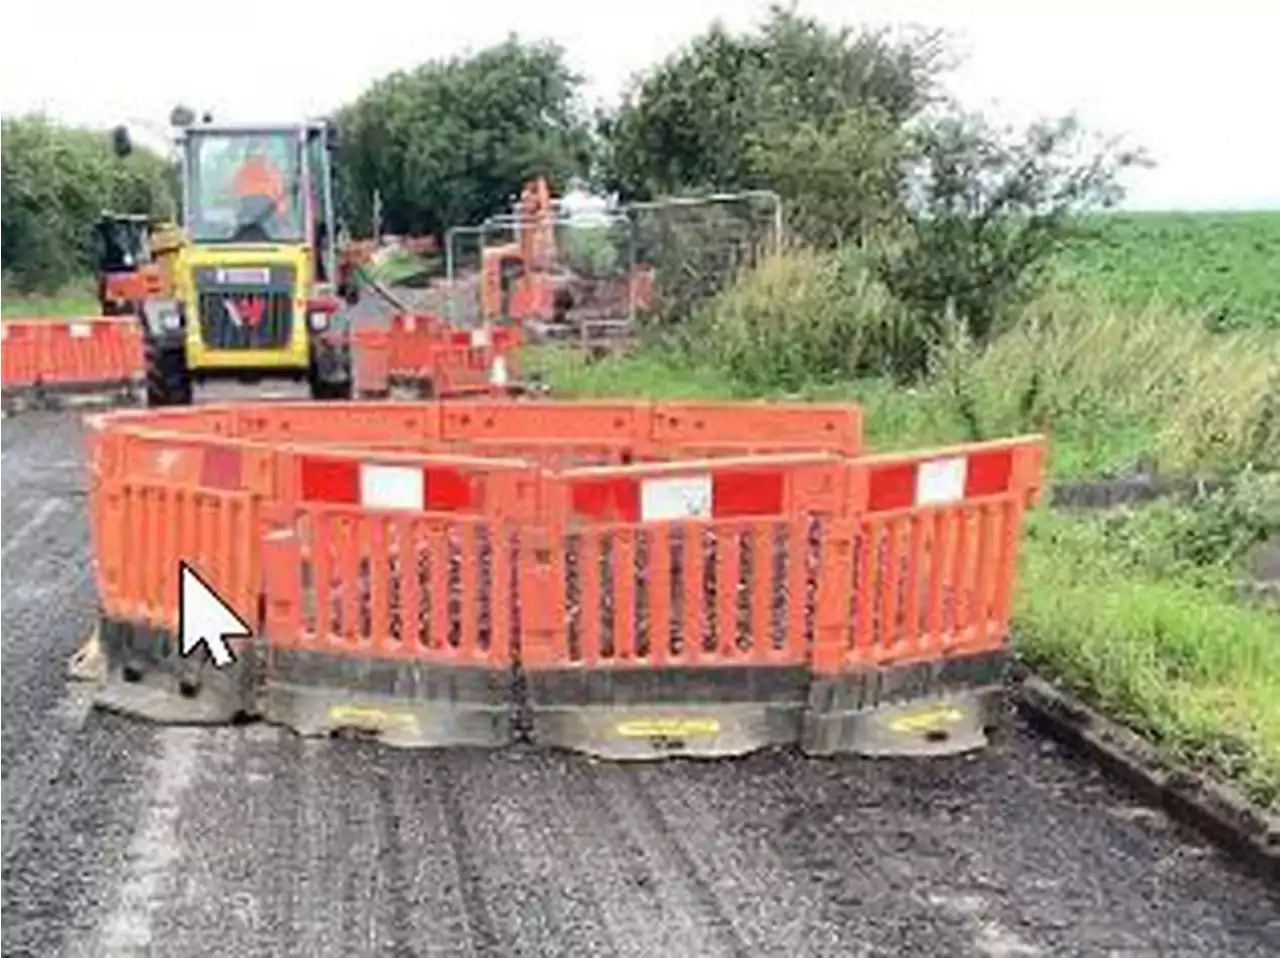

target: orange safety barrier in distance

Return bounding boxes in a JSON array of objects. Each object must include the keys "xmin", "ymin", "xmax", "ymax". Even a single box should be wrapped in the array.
[
  {"xmin": 352, "ymin": 328, "xmax": 391, "ymax": 398},
  {"xmin": 1, "ymin": 317, "xmax": 144, "ymax": 408},
  {"xmin": 39, "ymin": 317, "xmax": 145, "ymax": 390},
  {"xmin": 386, "ymin": 315, "xmax": 521, "ymax": 398},
  {"xmin": 1, "ymin": 322, "xmax": 43, "ymax": 395}
]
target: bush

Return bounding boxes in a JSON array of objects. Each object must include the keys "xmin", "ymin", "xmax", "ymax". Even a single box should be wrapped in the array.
[
  {"xmin": 1, "ymin": 114, "xmax": 175, "ymax": 292},
  {"xmin": 679, "ymin": 248, "xmax": 921, "ymax": 390},
  {"xmin": 932, "ymin": 282, "xmax": 1280, "ymax": 476}
]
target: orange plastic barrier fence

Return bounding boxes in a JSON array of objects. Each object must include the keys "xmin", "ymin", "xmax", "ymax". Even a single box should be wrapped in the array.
[
  {"xmin": 352, "ymin": 328, "xmax": 391, "ymax": 397},
  {"xmin": 0, "ymin": 313, "xmax": 521, "ymax": 408},
  {"xmin": 385, "ymin": 315, "xmax": 522, "ymax": 397},
  {"xmin": 2, "ymin": 317, "xmax": 144, "ymax": 399},
  {"xmin": 1, "ymin": 322, "xmax": 42, "ymax": 391},
  {"xmin": 84, "ymin": 399, "xmax": 1043, "ymax": 757}
]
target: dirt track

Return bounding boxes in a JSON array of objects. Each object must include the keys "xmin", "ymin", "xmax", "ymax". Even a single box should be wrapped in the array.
[{"xmin": 3, "ymin": 401, "xmax": 1279, "ymax": 957}]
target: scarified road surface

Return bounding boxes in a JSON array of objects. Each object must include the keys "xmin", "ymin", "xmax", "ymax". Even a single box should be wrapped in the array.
[{"xmin": 3, "ymin": 406, "xmax": 1279, "ymax": 957}]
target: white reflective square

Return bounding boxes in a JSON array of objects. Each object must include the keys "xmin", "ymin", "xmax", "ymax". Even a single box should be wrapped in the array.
[
  {"xmin": 916, "ymin": 456, "xmax": 967, "ymax": 506},
  {"xmin": 470, "ymin": 326, "xmax": 491, "ymax": 348},
  {"xmin": 641, "ymin": 474, "xmax": 713, "ymax": 522},
  {"xmin": 403, "ymin": 314, "xmax": 416, "ymax": 333},
  {"xmin": 489, "ymin": 357, "xmax": 509, "ymax": 386},
  {"xmin": 360, "ymin": 464, "xmax": 424, "ymax": 511},
  {"xmin": 68, "ymin": 322, "xmax": 93, "ymax": 338}
]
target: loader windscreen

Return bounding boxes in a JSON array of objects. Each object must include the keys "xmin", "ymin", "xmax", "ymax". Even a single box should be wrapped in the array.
[{"xmin": 186, "ymin": 131, "xmax": 306, "ymax": 243}]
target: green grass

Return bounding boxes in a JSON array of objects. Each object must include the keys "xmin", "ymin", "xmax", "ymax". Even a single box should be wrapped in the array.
[
  {"xmin": 1, "ymin": 278, "xmax": 99, "ymax": 319},
  {"xmin": 1016, "ymin": 507, "xmax": 1280, "ymax": 811},
  {"xmin": 1058, "ymin": 211, "xmax": 1280, "ymax": 330}
]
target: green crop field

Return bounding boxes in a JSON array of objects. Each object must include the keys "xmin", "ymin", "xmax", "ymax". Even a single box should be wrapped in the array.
[{"xmin": 1057, "ymin": 211, "xmax": 1280, "ymax": 330}]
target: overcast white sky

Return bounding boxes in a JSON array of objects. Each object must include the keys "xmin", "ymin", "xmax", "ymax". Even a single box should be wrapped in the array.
[{"xmin": 3, "ymin": 1, "xmax": 1277, "ymax": 209}]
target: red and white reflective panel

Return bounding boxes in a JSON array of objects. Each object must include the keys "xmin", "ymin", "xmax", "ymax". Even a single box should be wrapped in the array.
[
  {"xmin": 571, "ymin": 469, "xmax": 785, "ymax": 523},
  {"xmin": 68, "ymin": 321, "xmax": 93, "ymax": 339},
  {"xmin": 300, "ymin": 458, "xmax": 475, "ymax": 512},
  {"xmin": 866, "ymin": 448, "xmax": 1013, "ymax": 514},
  {"xmin": 641, "ymin": 474, "xmax": 712, "ymax": 521}
]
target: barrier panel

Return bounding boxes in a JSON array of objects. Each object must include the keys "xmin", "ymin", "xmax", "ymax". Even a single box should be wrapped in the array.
[
  {"xmin": 87, "ymin": 410, "xmax": 274, "ymax": 723},
  {"xmin": 1, "ymin": 322, "xmax": 42, "ymax": 394},
  {"xmin": 522, "ymin": 455, "xmax": 847, "ymax": 758},
  {"xmin": 2, "ymin": 317, "xmax": 144, "ymax": 408},
  {"xmin": 40, "ymin": 317, "xmax": 145, "ymax": 391},
  {"xmin": 83, "ymin": 398, "xmax": 1044, "ymax": 758},
  {"xmin": 257, "ymin": 447, "xmax": 541, "ymax": 746},
  {"xmin": 386, "ymin": 316, "xmax": 522, "ymax": 397},
  {"xmin": 804, "ymin": 438, "xmax": 1045, "ymax": 755}
]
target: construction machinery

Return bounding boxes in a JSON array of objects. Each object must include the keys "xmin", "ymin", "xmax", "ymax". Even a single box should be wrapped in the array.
[
  {"xmin": 95, "ymin": 212, "xmax": 165, "ymax": 316},
  {"xmin": 111, "ymin": 110, "xmax": 356, "ymax": 405},
  {"xmin": 475, "ymin": 179, "xmax": 655, "ymax": 330},
  {"xmin": 479, "ymin": 178, "xmax": 561, "ymax": 322}
]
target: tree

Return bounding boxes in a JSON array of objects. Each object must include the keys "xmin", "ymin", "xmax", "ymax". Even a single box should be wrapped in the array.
[
  {"xmin": 597, "ymin": 4, "xmax": 945, "ymax": 206},
  {"xmin": 747, "ymin": 106, "xmax": 909, "ymax": 249},
  {"xmin": 1, "ymin": 114, "xmax": 175, "ymax": 292},
  {"xmin": 879, "ymin": 109, "xmax": 1149, "ymax": 360},
  {"xmin": 335, "ymin": 37, "xmax": 592, "ymax": 240}
]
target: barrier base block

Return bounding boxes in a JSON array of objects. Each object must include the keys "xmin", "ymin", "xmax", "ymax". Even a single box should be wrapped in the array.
[
  {"xmin": 802, "ymin": 651, "xmax": 1008, "ymax": 758},
  {"xmin": 526, "ymin": 666, "xmax": 808, "ymax": 760},
  {"xmin": 93, "ymin": 616, "xmax": 257, "ymax": 724},
  {"xmin": 262, "ymin": 649, "xmax": 513, "ymax": 748}
]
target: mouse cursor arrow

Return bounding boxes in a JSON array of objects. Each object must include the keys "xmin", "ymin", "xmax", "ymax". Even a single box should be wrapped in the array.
[{"xmin": 179, "ymin": 561, "xmax": 252, "ymax": 668}]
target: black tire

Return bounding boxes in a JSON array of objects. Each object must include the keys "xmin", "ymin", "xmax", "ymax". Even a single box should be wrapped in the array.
[
  {"xmin": 144, "ymin": 337, "xmax": 192, "ymax": 406},
  {"xmin": 308, "ymin": 366, "xmax": 352, "ymax": 401}
]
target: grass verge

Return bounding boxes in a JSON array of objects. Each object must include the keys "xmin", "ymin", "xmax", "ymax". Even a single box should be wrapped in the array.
[
  {"xmin": 1016, "ymin": 508, "xmax": 1280, "ymax": 812},
  {"xmin": 2, "ymin": 279, "xmax": 99, "ymax": 319}
]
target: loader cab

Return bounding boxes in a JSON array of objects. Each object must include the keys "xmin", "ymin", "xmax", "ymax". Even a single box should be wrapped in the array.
[
  {"xmin": 178, "ymin": 122, "xmax": 339, "ymax": 283},
  {"xmin": 96, "ymin": 213, "xmax": 151, "ymax": 274}
]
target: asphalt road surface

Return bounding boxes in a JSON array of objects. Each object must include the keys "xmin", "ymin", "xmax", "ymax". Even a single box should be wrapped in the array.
[{"xmin": 3, "ymin": 399, "xmax": 1279, "ymax": 958}]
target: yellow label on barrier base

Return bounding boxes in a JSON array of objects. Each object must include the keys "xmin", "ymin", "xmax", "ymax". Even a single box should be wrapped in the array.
[
  {"xmin": 615, "ymin": 717, "xmax": 721, "ymax": 739},
  {"xmin": 327, "ymin": 704, "xmax": 419, "ymax": 734},
  {"xmin": 886, "ymin": 705, "xmax": 966, "ymax": 735}
]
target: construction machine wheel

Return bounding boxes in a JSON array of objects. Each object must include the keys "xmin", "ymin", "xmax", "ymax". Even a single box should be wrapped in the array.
[
  {"xmin": 144, "ymin": 337, "xmax": 193, "ymax": 406},
  {"xmin": 308, "ymin": 364, "xmax": 352, "ymax": 401}
]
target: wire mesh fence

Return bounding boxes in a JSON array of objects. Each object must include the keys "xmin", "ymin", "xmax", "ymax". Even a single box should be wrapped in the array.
[{"xmin": 438, "ymin": 191, "xmax": 781, "ymax": 353}]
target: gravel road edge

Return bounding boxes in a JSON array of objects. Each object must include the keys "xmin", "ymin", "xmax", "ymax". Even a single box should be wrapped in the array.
[{"xmin": 1015, "ymin": 671, "xmax": 1280, "ymax": 882}]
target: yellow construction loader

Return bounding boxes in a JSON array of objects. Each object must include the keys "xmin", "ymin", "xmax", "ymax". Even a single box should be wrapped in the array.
[{"xmin": 112, "ymin": 109, "xmax": 357, "ymax": 404}]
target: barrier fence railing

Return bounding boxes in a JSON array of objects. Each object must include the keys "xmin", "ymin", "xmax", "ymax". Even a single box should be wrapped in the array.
[
  {"xmin": 85, "ymin": 399, "xmax": 1043, "ymax": 758},
  {"xmin": 2, "ymin": 317, "xmax": 144, "ymax": 405},
  {"xmin": 1, "ymin": 312, "xmax": 523, "ymax": 408}
]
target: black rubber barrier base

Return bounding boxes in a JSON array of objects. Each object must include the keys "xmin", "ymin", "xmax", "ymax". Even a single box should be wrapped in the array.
[
  {"xmin": 93, "ymin": 616, "xmax": 1011, "ymax": 760},
  {"xmin": 525, "ymin": 666, "xmax": 809, "ymax": 760},
  {"xmin": 262, "ymin": 649, "xmax": 513, "ymax": 749},
  {"xmin": 802, "ymin": 651, "xmax": 1008, "ymax": 757},
  {"xmin": 94, "ymin": 616, "xmax": 257, "ymax": 724}
]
